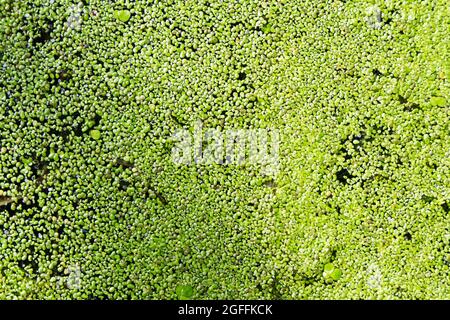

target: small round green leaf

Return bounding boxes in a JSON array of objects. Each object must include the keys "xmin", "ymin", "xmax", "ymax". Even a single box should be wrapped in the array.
[
  {"xmin": 331, "ymin": 268, "xmax": 343, "ymax": 281},
  {"xmin": 90, "ymin": 129, "xmax": 101, "ymax": 140},
  {"xmin": 324, "ymin": 263, "xmax": 334, "ymax": 272},
  {"xmin": 176, "ymin": 285, "xmax": 194, "ymax": 299},
  {"xmin": 115, "ymin": 10, "xmax": 131, "ymax": 23}
]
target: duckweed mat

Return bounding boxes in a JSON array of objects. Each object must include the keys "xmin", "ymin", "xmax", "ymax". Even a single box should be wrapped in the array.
[{"xmin": 0, "ymin": 0, "xmax": 449, "ymax": 299}]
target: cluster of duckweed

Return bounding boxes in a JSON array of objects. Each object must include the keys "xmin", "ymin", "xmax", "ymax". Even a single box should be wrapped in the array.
[{"xmin": 0, "ymin": 0, "xmax": 448, "ymax": 299}]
